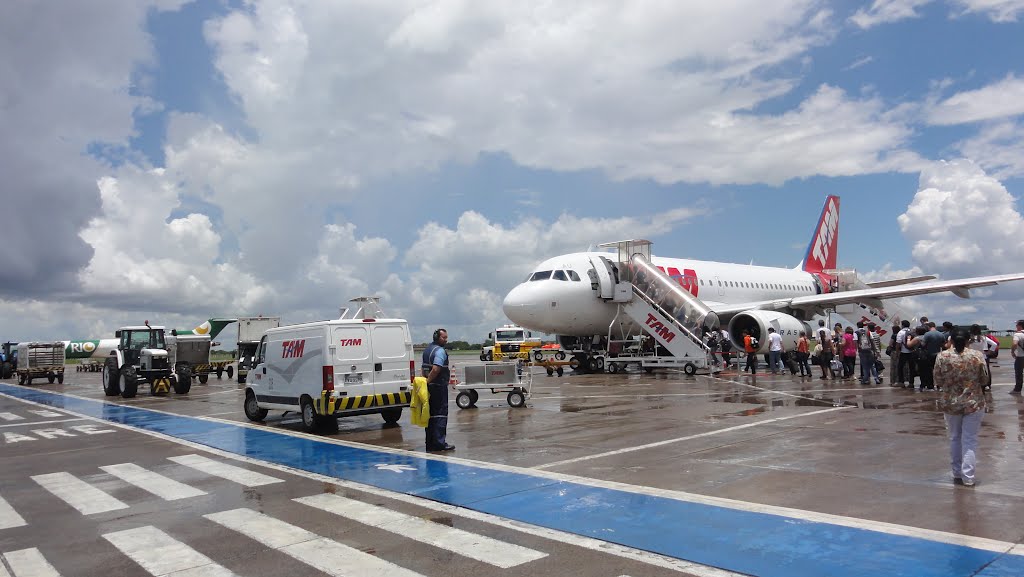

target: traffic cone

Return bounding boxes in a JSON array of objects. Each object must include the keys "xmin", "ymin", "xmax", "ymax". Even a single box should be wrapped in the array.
[{"xmin": 449, "ymin": 363, "xmax": 460, "ymax": 386}]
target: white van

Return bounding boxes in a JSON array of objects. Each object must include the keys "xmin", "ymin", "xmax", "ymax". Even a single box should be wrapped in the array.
[{"xmin": 243, "ymin": 298, "xmax": 414, "ymax": 432}]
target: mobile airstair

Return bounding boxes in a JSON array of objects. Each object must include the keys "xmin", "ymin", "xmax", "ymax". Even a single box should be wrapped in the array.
[{"xmin": 584, "ymin": 240, "xmax": 720, "ymax": 375}]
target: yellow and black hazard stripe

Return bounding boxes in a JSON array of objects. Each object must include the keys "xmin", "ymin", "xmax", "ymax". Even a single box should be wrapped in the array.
[
  {"xmin": 315, "ymin": 391, "xmax": 412, "ymax": 414},
  {"xmin": 151, "ymin": 378, "xmax": 171, "ymax": 395}
]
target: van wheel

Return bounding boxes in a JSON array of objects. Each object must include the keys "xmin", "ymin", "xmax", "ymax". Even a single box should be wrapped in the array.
[
  {"xmin": 244, "ymin": 391, "xmax": 268, "ymax": 421},
  {"xmin": 103, "ymin": 358, "xmax": 121, "ymax": 396},
  {"xmin": 301, "ymin": 397, "xmax": 318, "ymax": 432},
  {"xmin": 381, "ymin": 407, "xmax": 402, "ymax": 423}
]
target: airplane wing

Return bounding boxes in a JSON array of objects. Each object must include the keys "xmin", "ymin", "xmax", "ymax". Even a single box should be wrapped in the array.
[
  {"xmin": 865, "ymin": 276, "xmax": 935, "ymax": 288},
  {"xmin": 709, "ymin": 272, "xmax": 1024, "ymax": 319}
]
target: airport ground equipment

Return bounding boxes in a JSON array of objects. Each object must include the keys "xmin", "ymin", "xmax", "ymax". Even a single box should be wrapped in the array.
[
  {"xmin": 0, "ymin": 341, "xmax": 17, "ymax": 379},
  {"xmin": 75, "ymin": 360, "xmax": 104, "ymax": 372},
  {"xmin": 15, "ymin": 341, "xmax": 65, "ymax": 385},
  {"xmin": 102, "ymin": 324, "xmax": 184, "ymax": 398},
  {"xmin": 480, "ymin": 324, "xmax": 544, "ymax": 361},
  {"xmin": 236, "ymin": 316, "xmax": 280, "ymax": 383},
  {"xmin": 244, "ymin": 297, "xmax": 412, "ymax": 432},
  {"xmin": 167, "ymin": 333, "xmax": 216, "ymax": 389},
  {"xmin": 558, "ymin": 240, "xmax": 719, "ymax": 375},
  {"xmin": 454, "ymin": 362, "xmax": 532, "ymax": 409}
]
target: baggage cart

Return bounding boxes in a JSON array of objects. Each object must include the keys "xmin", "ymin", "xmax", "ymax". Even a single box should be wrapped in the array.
[{"xmin": 454, "ymin": 362, "xmax": 532, "ymax": 409}]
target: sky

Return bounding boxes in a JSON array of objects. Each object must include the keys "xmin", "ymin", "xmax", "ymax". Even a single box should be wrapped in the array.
[{"xmin": 2, "ymin": 0, "xmax": 1024, "ymax": 345}]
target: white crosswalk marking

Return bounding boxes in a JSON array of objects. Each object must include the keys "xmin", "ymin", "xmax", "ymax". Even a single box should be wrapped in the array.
[
  {"xmin": 103, "ymin": 526, "xmax": 237, "ymax": 577},
  {"xmin": 205, "ymin": 508, "xmax": 428, "ymax": 577},
  {"xmin": 168, "ymin": 454, "xmax": 284, "ymax": 487},
  {"xmin": 0, "ymin": 412, "xmax": 24, "ymax": 421},
  {"xmin": 0, "ymin": 494, "xmax": 26, "ymax": 530},
  {"xmin": 28, "ymin": 410, "xmax": 62, "ymax": 418},
  {"xmin": 3, "ymin": 547, "xmax": 62, "ymax": 577},
  {"xmin": 31, "ymin": 472, "xmax": 128, "ymax": 515},
  {"xmin": 100, "ymin": 463, "xmax": 207, "ymax": 501},
  {"xmin": 295, "ymin": 493, "xmax": 547, "ymax": 568}
]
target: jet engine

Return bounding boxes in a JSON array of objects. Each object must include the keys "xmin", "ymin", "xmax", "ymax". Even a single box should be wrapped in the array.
[{"xmin": 728, "ymin": 310, "xmax": 813, "ymax": 354}]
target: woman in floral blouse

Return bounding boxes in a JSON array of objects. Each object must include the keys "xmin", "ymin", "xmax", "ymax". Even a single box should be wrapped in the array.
[{"xmin": 933, "ymin": 328, "xmax": 989, "ymax": 487}]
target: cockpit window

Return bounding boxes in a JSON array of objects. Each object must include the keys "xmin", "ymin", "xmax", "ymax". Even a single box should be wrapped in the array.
[
  {"xmin": 529, "ymin": 270, "xmax": 552, "ymax": 281},
  {"xmin": 552, "ymin": 270, "xmax": 567, "ymax": 281},
  {"xmin": 567, "ymin": 270, "xmax": 581, "ymax": 281}
]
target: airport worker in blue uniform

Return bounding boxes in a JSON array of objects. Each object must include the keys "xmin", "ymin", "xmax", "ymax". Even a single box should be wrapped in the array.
[{"xmin": 422, "ymin": 328, "xmax": 455, "ymax": 451}]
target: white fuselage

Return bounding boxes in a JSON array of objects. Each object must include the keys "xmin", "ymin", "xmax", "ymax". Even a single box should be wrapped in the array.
[{"xmin": 502, "ymin": 252, "xmax": 822, "ymax": 336}]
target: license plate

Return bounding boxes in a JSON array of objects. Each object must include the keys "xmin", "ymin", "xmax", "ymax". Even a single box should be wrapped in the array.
[{"xmin": 343, "ymin": 374, "xmax": 363, "ymax": 384}]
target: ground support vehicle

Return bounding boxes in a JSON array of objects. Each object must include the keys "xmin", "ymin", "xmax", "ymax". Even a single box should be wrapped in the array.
[
  {"xmin": 1, "ymin": 341, "xmax": 18, "ymax": 379},
  {"xmin": 236, "ymin": 316, "xmax": 280, "ymax": 383},
  {"xmin": 454, "ymin": 362, "xmax": 532, "ymax": 409},
  {"xmin": 480, "ymin": 324, "xmax": 542, "ymax": 361},
  {"xmin": 15, "ymin": 342, "xmax": 65, "ymax": 385},
  {"xmin": 102, "ymin": 325, "xmax": 184, "ymax": 398},
  {"xmin": 75, "ymin": 360, "xmax": 104, "ymax": 372},
  {"xmin": 244, "ymin": 297, "xmax": 413, "ymax": 433},
  {"xmin": 167, "ymin": 333, "xmax": 214, "ymax": 389}
]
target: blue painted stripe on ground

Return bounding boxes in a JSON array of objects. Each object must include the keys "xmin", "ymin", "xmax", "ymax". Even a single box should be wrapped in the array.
[{"xmin": 3, "ymin": 384, "xmax": 1021, "ymax": 577}]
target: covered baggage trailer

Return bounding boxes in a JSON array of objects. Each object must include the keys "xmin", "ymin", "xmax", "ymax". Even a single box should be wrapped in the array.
[
  {"xmin": 15, "ymin": 341, "xmax": 66, "ymax": 385},
  {"xmin": 454, "ymin": 362, "xmax": 532, "ymax": 409}
]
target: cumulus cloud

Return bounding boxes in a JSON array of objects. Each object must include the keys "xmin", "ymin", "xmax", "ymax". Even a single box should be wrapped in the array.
[{"xmin": 955, "ymin": 120, "xmax": 1024, "ymax": 179}]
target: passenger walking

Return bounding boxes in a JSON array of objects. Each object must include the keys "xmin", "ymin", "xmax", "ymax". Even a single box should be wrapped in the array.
[
  {"xmin": 422, "ymin": 328, "xmax": 455, "ymax": 452},
  {"xmin": 720, "ymin": 327, "xmax": 733, "ymax": 368},
  {"xmin": 768, "ymin": 327, "xmax": 784, "ymax": 374},
  {"xmin": 743, "ymin": 330, "xmax": 759, "ymax": 375},
  {"xmin": 857, "ymin": 323, "xmax": 881, "ymax": 384},
  {"xmin": 919, "ymin": 322, "xmax": 946, "ymax": 391},
  {"xmin": 968, "ymin": 324, "xmax": 994, "ymax": 391},
  {"xmin": 888, "ymin": 323, "xmax": 901, "ymax": 385},
  {"xmin": 796, "ymin": 331, "xmax": 811, "ymax": 377},
  {"xmin": 1012, "ymin": 320, "xmax": 1024, "ymax": 395},
  {"xmin": 817, "ymin": 320, "xmax": 836, "ymax": 380},
  {"xmin": 842, "ymin": 326, "xmax": 857, "ymax": 379},
  {"xmin": 934, "ymin": 328, "xmax": 989, "ymax": 487},
  {"xmin": 897, "ymin": 320, "xmax": 917, "ymax": 388}
]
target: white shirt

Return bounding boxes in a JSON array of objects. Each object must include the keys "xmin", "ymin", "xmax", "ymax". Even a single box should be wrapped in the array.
[
  {"xmin": 768, "ymin": 332, "xmax": 783, "ymax": 351},
  {"xmin": 969, "ymin": 336, "xmax": 994, "ymax": 354},
  {"xmin": 897, "ymin": 328, "xmax": 913, "ymax": 353},
  {"xmin": 1013, "ymin": 331, "xmax": 1024, "ymax": 357}
]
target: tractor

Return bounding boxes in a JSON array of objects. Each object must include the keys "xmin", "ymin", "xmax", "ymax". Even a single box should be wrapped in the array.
[{"xmin": 102, "ymin": 324, "xmax": 188, "ymax": 398}]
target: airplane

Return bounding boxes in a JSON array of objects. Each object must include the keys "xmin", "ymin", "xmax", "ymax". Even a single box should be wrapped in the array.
[
  {"xmin": 62, "ymin": 318, "xmax": 238, "ymax": 360},
  {"xmin": 502, "ymin": 195, "xmax": 1024, "ymax": 360}
]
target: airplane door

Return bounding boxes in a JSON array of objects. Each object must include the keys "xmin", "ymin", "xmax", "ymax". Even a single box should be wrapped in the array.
[
  {"xmin": 715, "ymin": 276, "xmax": 724, "ymax": 297},
  {"xmin": 588, "ymin": 256, "xmax": 617, "ymax": 299}
]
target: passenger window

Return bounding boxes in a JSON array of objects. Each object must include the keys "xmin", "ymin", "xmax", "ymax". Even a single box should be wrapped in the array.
[
  {"xmin": 567, "ymin": 270, "xmax": 581, "ymax": 281},
  {"xmin": 553, "ymin": 270, "xmax": 568, "ymax": 281},
  {"xmin": 530, "ymin": 271, "xmax": 552, "ymax": 281}
]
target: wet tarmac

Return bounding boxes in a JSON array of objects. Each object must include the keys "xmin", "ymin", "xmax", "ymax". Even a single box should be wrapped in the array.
[{"xmin": 2, "ymin": 356, "xmax": 1024, "ymax": 576}]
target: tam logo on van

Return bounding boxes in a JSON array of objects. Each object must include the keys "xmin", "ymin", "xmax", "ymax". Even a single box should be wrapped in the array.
[
  {"xmin": 282, "ymin": 339, "xmax": 305, "ymax": 358},
  {"xmin": 338, "ymin": 338, "xmax": 362, "ymax": 346}
]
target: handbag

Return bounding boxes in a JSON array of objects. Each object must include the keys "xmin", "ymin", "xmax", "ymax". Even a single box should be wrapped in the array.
[
  {"xmin": 884, "ymin": 345, "xmax": 894, "ymax": 357},
  {"xmin": 830, "ymin": 358, "xmax": 842, "ymax": 371},
  {"xmin": 873, "ymin": 359, "xmax": 885, "ymax": 372}
]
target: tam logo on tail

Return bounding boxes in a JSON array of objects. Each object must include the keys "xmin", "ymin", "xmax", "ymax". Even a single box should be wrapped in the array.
[{"xmin": 804, "ymin": 196, "xmax": 840, "ymax": 274}]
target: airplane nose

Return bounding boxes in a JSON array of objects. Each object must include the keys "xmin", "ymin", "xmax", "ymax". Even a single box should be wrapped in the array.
[{"xmin": 502, "ymin": 284, "xmax": 535, "ymax": 326}]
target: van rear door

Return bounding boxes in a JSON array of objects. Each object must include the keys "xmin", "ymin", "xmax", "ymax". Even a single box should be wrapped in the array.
[
  {"xmin": 332, "ymin": 325, "xmax": 374, "ymax": 402},
  {"xmin": 369, "ymin": 323, "xmax": 412, "ymax": 397}
]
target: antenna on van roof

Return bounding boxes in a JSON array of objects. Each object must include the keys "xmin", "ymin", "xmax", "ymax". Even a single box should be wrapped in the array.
[{"xmin": 339, "ymin": 296, "xmax": 385, "ymax": 320}]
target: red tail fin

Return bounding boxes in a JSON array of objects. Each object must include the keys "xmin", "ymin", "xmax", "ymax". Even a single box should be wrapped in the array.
[{"xmin": 802, "ymin": 195, "xmax": 840, "ymax": 274}]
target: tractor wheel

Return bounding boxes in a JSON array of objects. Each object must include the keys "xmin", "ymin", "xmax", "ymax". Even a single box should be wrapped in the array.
[
  {"xmin": 1, "ymin": 361, "xmax": 12, "ymax": 379},
  {"xmin": 103, "ymin": 358, "xmax": 121, "ymax": 396},
  {"xmin": 198, "ymin": 374, "xmax": 209, "ymax": 384},
  {"xmin": 380, "ymin": 407, "xmax": 402, "ymax": 424},
  {"xmin": 226, "ymin": 365, "xmax": 234, "ymax": 379},
  {"xmin": 300, "ymin": 397, "xmax": 319, "ymax": 432},
  {"xmin": 216, "ymin": 367, "xmax": 223, "ymax": 379},
  {"xmin": 120, "ymin": 367, "xmax": 138, "ymax": 398},
  {"xmin": 244, "ymin": 390, "xmax": 268, "ymax": 421},
  {"xmin": 174, "ymin": 367, "xmax": 192, "ymax": 394}
]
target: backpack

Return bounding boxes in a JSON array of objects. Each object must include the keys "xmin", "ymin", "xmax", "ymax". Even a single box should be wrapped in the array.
[
  {"xmin": 858, "ymin": 331, "xmax": 872, "ymax": 350},
  {"xmin": 748, "ymin": 336, "xmax": 758, "ymax": 349}
]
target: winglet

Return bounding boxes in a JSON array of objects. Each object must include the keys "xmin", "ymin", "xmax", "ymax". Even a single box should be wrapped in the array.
[{"xmin": 802, "ymin": 195, "xmax": 840, "ymax": 274}]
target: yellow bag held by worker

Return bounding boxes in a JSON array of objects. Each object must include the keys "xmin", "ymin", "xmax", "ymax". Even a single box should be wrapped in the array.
[{"xmin": 410, "ymin": 377, "xmax": 429, "ymax": 427}]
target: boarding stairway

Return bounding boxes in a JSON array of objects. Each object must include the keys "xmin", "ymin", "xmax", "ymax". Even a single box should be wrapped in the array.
[{"xmin": 589, "ymin": 240, "xmax": 719, "ymax": 370}]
